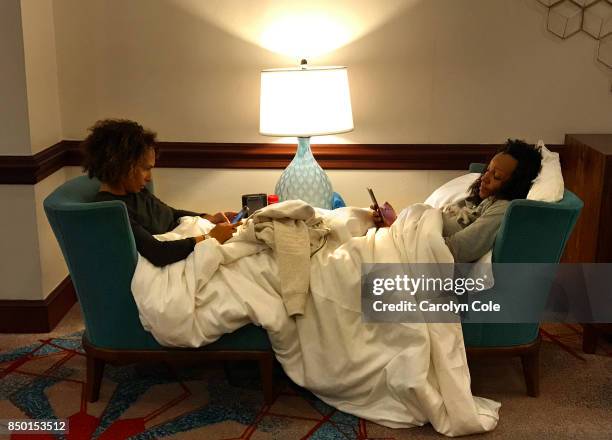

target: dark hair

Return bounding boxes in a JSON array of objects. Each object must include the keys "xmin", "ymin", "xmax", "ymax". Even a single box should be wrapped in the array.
[
  {"xmin": 81, "ymin": 119, "xmax": 158, "ymax": 185},
  {"xmin": 467, "ymin": 139, "xmax": 542, "ymax": 204}
]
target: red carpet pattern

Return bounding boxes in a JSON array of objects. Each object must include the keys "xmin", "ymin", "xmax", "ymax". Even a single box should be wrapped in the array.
[
  {"xmin": 0, "ymin": 331, "xmax": 396, "ymax": 439},
  {"xmin": 0, "ymin": 326, "xmax": 610, "ymax": 439}
]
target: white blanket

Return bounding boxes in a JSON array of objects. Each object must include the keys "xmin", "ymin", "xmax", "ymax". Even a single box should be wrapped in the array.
[{"xmin": 131, "ymin": 203, "xmax": 500, "ymax": 436}]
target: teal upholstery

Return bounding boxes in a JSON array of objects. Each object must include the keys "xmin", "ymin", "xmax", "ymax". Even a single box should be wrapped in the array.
[
  {"xmin": 468, "ymin": 163, "xmax": 486, "ymax": 173},
  {"xmin": 44, "ymin": 175, "xmax": 271, "ymax": 351},
  {"xmin": 461, "ymin": 163, "xmax": 583, "ymax": 347}
]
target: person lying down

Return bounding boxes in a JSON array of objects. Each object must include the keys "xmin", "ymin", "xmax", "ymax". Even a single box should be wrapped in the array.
[
  {"xmin": 372, "ymin": 139, "xmax": 542, "ymax": 263},
  {"xmin": 84, "ymin": 120, "xmax": 541, "ymax": 436}
]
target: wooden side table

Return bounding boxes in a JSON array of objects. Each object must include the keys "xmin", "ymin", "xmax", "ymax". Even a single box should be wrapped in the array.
[{"xmin": 563, "ymin": 134, "xmax": 612, "ymax": 353}]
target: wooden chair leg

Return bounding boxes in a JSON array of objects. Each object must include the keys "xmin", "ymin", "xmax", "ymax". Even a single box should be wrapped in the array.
[
  {"xmin": 582, "ymin": 324, "xmax": 598, "ymax": 354},
  {"xmin": 86, "ymin": 355, "xmax": 105, "ymax": 402},
  {"xmin": 259, "ymin": 353, "xmax": 275, "ymax": 405},
  {"xmin": 521, "ymin": 348, "xmax": 540, "ymax": 397},
  {"xmin": 223, "ymin": 360, "xmax": 234, "ymax": 385}
]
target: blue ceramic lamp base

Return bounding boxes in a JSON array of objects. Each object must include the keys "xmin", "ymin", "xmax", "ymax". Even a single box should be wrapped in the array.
[{"xmin": 274, "ymin": 137, "xmax": 333, "ymax": 209}]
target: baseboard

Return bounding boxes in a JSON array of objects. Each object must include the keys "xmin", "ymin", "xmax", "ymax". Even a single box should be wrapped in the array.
[{"xmin": 0, "ymin": 276, "xmax": 77, "ymax": 333}]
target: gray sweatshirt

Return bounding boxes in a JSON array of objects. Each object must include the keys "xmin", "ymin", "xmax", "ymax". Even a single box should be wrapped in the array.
[{"xmin": 442, "ymin": 197, "xmax": 509, "ymax": 263}]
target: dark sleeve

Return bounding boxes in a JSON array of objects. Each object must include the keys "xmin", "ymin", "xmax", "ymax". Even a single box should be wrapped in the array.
[
  {"xmin": 131, "ymin": 220, "xmax": 197, "ymax": 267},
  {"xmin": 148, "ymin": 192, "xmax": 200, "ymax": 221}
]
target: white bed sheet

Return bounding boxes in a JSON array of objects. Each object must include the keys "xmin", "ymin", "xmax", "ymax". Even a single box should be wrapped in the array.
[{"xmin": 131, "ymin": 203, "xmax": 500, "ymax": 436}]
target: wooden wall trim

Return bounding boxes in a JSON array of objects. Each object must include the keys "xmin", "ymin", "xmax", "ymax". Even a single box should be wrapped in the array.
[
  {"xmin": 0, "ymin": 276, "xmax": 77, "ymax": 333},
  {"xmin": 152, "ymin": 143, "xmax": 505, "ymax": 170},
  {"xmin": 1, "ymin": 140, "xmax": 566, "ymax": 184},
  {"xmin": 0, "ymin": 141, "xmax": 67, "ymax": 184}
]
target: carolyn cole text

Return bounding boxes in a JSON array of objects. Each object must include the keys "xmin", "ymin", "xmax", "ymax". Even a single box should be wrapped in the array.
[{"xmin": 372, "ymin": 299, "xmax": 500, "ymax": 313}]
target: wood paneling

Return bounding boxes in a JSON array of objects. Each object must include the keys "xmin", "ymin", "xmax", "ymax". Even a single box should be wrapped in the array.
[
  {"xmin": 64, "ymin": 140, "xmax": 512, "ymax": 170},
  {"xmin": 0, "ymin": 276, "xmax": 77, "ymax": 333},
  {"xmin": 0, "ymin": 142, "xmax": 66, "ymax": 184},
  {"xmin": 563, "ymin": 134, "xmax": 612, "ymax": 263},
  {"xmin": 1, "ymin": 140, "xmax": 565, "ymax": 184}
]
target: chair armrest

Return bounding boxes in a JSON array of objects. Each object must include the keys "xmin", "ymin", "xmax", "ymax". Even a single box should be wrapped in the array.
[{"xmin": 469, "ymin": 163, "xmax": 486, "ymax": 173}]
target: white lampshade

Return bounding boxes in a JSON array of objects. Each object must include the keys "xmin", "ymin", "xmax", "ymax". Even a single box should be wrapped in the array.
[{"xmin": 259, "ymin": 66, "xmax": 353, "ymax": 137}]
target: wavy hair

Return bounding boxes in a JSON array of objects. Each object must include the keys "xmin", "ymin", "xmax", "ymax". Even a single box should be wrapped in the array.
[{"xmin": 81, "ymin": 119, "xmax": 158, "ymax": 185}]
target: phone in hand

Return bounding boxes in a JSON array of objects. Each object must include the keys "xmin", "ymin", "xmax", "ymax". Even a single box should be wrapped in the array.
[
  {"xmin": 367, "ymin": 188, "xmax": 397, "ymax": 226},
  {"xmin": 367, "ymin": 187, "xmax": 383, "ymax": 219},
  {"xmin": 231, "ymin": 206, "xmax": 248, "ymax": 224}
]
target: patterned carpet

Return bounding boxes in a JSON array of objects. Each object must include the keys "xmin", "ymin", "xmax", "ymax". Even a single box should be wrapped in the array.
[
  {"xmin": 0, "ymin": 331, "xmax": 385, "ymax": 439},
  {"xmin": 0, "ymin": 325, "xmax": 610, "ymax": 439}
]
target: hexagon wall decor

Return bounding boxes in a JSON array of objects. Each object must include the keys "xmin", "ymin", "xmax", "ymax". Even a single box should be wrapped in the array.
[
  {"xmin": 547, "ymin": 1, "xmax": 583, "ymax": 39},
  {"xmin": 537, "ymin": 0, "xmax": 564, "ymax": 6},
  {"xmin": 582, "ymin": 1, "xmax": 612, "ymax": 39},
  {"xmin": 572, "ymin": 0, "xmax": 600, "ymax": 7},
  {"xmin": 598, "ymin": 33, "xmax": 612, "ymax": 67},
  {"xmin": 537, "ymin": 0, "xmax": 612, "ymax": 69}
]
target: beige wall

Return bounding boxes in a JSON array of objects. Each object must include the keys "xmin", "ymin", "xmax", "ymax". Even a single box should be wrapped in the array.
[
  {"xmin": 0, "ymin": 185, "xmax": 42, "ymax": 300},
  {"xmin": 0, "ymin": 0, "xmax": 30, "ymax": 155},
  {"xmin": 20, "ymin": 0, "xmax": 62, "ymax": 154},
  {"xmin": 53, "ymin": 0, "xmax": 612, "ymax": 144},
  {"xmin": 34, "ymin": 169, "xmax": 69, "ymax": 297},
  {"xmin": 0, "ymin": 169, "xmax": 68, "ymax": 301},
  {"xmin": 151, "ymin": 168, "xmax": 464, "ymax": 213}
]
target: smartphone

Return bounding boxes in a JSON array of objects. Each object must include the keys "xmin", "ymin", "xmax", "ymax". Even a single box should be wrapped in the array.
[
  {"xmin": 231, "ymin": 206, "xmax": 248, "ymax": 224},
  {"xmin": 367, "ymin": 188, "xmax": 397, "ymax": 226},
  {"xmin": 367, "ymin": 187, "xmax": 383, "ymax": 219}
]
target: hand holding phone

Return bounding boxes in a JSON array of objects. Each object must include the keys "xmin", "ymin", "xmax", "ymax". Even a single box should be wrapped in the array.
[
  {"xmin": 367, "ymin": 188, "xmax": 397, "ymax": 227},
  {"xmin": 231, "ymin": 206, "xmax": 248, "ymax": 224},
  {"xmin": 208, "ymin": 223, "xmax": 238, "ymax": 243},
  {"xmin": 367, "ymin": 187, "xmax": 383, "ymax": 218}
]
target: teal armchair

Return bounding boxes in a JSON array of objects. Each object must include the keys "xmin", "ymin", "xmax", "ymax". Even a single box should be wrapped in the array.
[
  {"xmin": 44, "ymin": 176, "xmax": 275, "ymax": 403},
  {"xmin": 462, "ymin": 163, "xmax": 583, "ymax": 396}
]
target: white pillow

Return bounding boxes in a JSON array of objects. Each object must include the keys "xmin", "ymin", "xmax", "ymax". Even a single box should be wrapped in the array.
[
  {"xmin": 424, "ymin": 173, "xmax": 479, "ymax": 208},
  {"xmin": 527, "ymin": 140, "xmax": 564, "ymax": 202},
  {"xmin": 425, "ymin": 140, "xmax": 564, "ymax": 207}
]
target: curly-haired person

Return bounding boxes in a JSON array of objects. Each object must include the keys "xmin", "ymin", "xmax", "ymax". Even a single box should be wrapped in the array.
[{"xmin": 83, "ymin": 119, "xmax": 239, "ymax": 267}]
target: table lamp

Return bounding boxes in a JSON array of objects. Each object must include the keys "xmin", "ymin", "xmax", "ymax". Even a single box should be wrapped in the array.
[{"xmin": 259, "ymin": 60, "xmax": 353, "ymax": 209}]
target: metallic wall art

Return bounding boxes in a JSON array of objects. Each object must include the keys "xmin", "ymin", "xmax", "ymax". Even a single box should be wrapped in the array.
[
  {"xmin": 537, "ymin": 0, "xmax": 612, "ymax": 68},
  {"xmin": 572, "ymin": 0, "xmax": 600, "ymax": 7},
  {"xmin": 537, "ymin": 0, "xmax": 563, "ymax": 6},
  {"xmin": 547, "ymin": 1, "xmax": 582, "ymax": 39},
  {"xmin": 582, "ymin": 1, "xmax": 612, "ymax": 38},
  {"xmin": 598, "ymin": 33, "xmax": 612, "ymax": 66}
]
